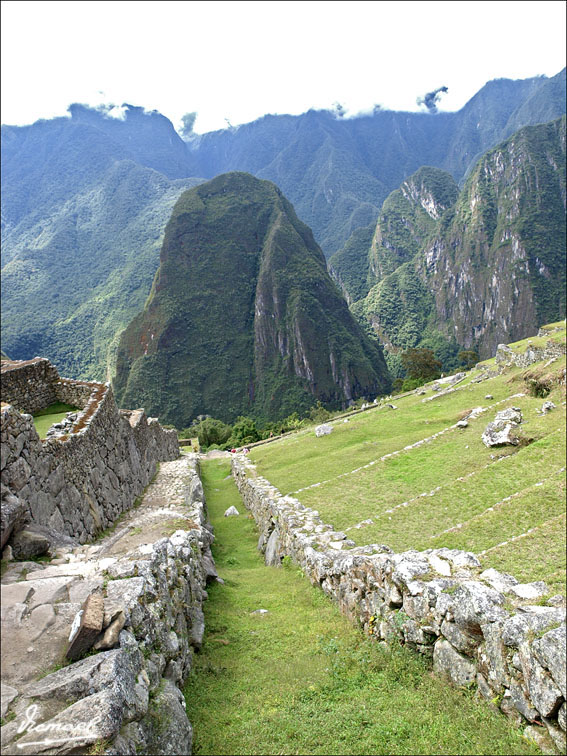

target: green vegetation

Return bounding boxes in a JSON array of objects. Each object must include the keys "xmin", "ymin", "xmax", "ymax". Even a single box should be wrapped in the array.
[
  {"xmin": 32, "ymin": 402, "xmax": 78, "ymax": 439},
  {"xmin": 251, "ymin": 331, "xmax": 566, "ymax": 594},
  {"xmin": 184, "ymin": 459, "xmax": 540, "ymax": 755},
  {"xmin": 343, "ymin": 117, "xmax": 566, "ymax": 368},
  {"xmin": 3, "ymin": 71, "xmax": 564, "ymax": 382},
  {"xmin": 113, "ymin": 172, "xmax": 390, "ymax": 428}
]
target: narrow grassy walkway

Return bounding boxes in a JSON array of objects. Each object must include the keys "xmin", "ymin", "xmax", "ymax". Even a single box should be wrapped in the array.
[{"xmin": 184, "ymin": 459, "xmax": 539, "ymax": 756}]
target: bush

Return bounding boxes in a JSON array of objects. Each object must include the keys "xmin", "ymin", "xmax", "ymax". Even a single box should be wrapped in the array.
[
  {"xmin": 401, "ymin": 377, "xmax": 426, "ymax": 391},
  {"xmin": 228, "ymin": 416, "xmax": 261, "ymax": 446},
  {"xmin": 309, "ymin": 401, "xmax": 331, "ymax": 424},
  {"xmin": 192, "ymin": 417, "xmax": 233, "ymax": 449}
]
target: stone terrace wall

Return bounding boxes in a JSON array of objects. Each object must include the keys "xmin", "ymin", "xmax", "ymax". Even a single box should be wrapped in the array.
[
  {"xmin": 495, "ymin": 339, "xmax": 566, "ymax": 369},
  {"xmin": 9, "ymin": 457, "xmax": 215, "ymax": 756},
  {"xmin": 0, "ymin": 358, "xmax": 60, "ymax": 414},
  {"xmin": 232, "ymin": 455, "xmax": 566, "ymax": 754},
  {"xmin": 1, "ymin": 359, "xmax": 179, "ymax": 548}
]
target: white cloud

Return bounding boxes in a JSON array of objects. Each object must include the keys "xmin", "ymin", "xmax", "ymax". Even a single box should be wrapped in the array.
[{"xmin": 1, "ymin": 0, "xmax": 565, "ymax": 132}]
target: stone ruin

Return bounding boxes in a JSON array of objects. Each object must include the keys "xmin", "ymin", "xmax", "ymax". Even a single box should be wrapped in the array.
[
  {"xmin": 1, "ymin": 357, "xmax": 179, "ymax": 554},
  {"xmin": 232, "ymin": 453, "xmax": 566, "ymax": 754}
]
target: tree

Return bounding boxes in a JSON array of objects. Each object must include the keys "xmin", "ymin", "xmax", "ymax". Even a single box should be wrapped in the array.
[
  {"xmin": 179, "ymin": 112, "xmax": 197, "ymax": 139},
  {"xmin": 229, "ymin": 416, "xmax": 260, "ymax": 446},
  {"xmin": 458, "ymin": 350, "xmax": 479, "ymax": 369},
  {"xmin": 401, "ymin": 348, "xmax": 442, "ymax": 380},
  {"xmin": 192, "ymin": 417, "xmax": 232, "ymax": 449}
]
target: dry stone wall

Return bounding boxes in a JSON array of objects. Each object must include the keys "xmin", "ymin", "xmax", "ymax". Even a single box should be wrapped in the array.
[
  {"xmin": 2, "ymin": 457, "xmax": 215, "ymax": 756},
  {"xmin": 495, "ymin": 337, "xmax": 566, "ymax": 369},
  {"xmin": 0, "ymin": 358, "xmax": 60, "ymax": 414},
  {"xmin": 1, "ymin": 358, "xmax": 179, "ymax": 549},
  {"xmin": 232, "ymin": 454, "xmax": 566, "ymax": 753}
]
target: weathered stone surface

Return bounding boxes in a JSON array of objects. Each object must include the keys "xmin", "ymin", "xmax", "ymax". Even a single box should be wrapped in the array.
[
  {"xmin": 142, "ymin": 679, "xmax": 192, "ymax": 755},
  {"xmin": 510, "ymin": 581, "xmax": 549, "ymax": 600},
  {"xmin": 29, "ymin": 604, "xmax": 56, "ymax": 641},
  {"xmin": 0, "ymin": 683, "xmax": 18, "ymax": 717},
  {"xmin": 94, "ymin": 611, "xmax": 126, "ymax": 651},
  {"xmin": 11, "ymin": 528, "xmax": 50, "ymax": 560},
  {"xmin": 433, "ymin": 639, "xmax": 476, "ymax": 687},
  {"xmin": 315, "ymin": 424, "xmax": 333, "ymax": 437},
  {"xmin": 66, "ymin": 592, "xmax": 104, "ymax": 661},
  {"xmin": 440, "ymin": 619, "xmax": 480, "ymax": 655},
  {"xmin": 543, "ymin": 717, "xmax": 567, "ymax": 753},
  {"xmin": 481, "ymin": 422, "xmax": 519, "ymax": 447},
  {"xmin": 502, "ymin": 607, "xmax": 566, "ymax": 647},
  {"xmin": 224, "ymin": 505, "xmax": 239, "ymax": 517},
  {"xmin": 523, "ymin": 724, "xmax": 558, "ymax": 755},
  {"xmin": 480, "ymin": 568, "xmax": 518, "ymax": 594},
  {"xmin": 26, "ymin": 576, "xmax": 78, "ymax": 609},
  {"xmin": 1, "ymin": 581, "xmax": 35, "ymax": 605},
  {"xmin": 477, "ymin": 621, "xmax": 510, "ymax": 691},
  {"xmin": 265, "ymin": 528, "xmax": 281, "ymax": 566},
  {"xmin": 14, "ymin": 688, "xmax": 125, "ymax": 754},
  {"xmin": 558, "ymin": 702, "xmax": 566, "ymax": 731},
  {"xmin": 451, "ymin": 582, "xmax": 507, "ymax": 638},
  {"xmin": 25, "ymin": 653, "xmax": 110, "ymax": 700},
  {"xmin": 523, "ymin": 653, "xmax": 563, "ymax": 718},
  {"xmin": 532, "ymin": 625, "xmax": 566, "ymax": 698},
  {"xmin": 0, "ymin": 492, "xmax": 28, "ymax": 550},
  {"xmin": 509, "ymin": 677, "xmax": 539, "ymax": 721}
]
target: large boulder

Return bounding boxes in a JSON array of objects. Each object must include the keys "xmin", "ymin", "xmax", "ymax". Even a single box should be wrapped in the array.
[
  {"xmin": 1, "ymin": 492, "xmax": 28, "ymax": 550},
  {"xmin": 482, "ymin": 407, "xmax": 522, "ymax": 447}
]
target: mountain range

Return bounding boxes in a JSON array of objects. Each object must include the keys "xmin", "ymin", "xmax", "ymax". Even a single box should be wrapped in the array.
[
  {"xmin": 332, "ymin": 117, "xmax": 566, "ymax": 373},
  {"xmin": 1, "ymin": 69, "xmax": 566, "ymax": 423}
]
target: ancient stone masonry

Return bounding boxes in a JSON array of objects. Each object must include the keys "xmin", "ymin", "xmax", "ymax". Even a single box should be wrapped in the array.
[
  {"xmin": 1, "ymin": 456, "xmax": 216, "ymax": 756},
  {"xmin": 495, "ymin": 337, "xmax": 566, "ymax": 369},
  {"xmin": 232, "ymin": 455, "xmax": 567, "ymax": 754},
  {"xmin": 1, "ymin": 358, "xmax": 179, "ymax": 550}
]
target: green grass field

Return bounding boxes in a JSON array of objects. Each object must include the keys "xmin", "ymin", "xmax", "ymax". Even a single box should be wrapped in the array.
[
  {"xmin": 32, "ymin": 402, "xmax": 78, "ymax": 439},
  {"xmin": 184, "ymin": 460, "xmax": 540, "ymax": 756},
  {"xmin": 250, "ymin": 324, "xmax": 566, "ymax": 594}
]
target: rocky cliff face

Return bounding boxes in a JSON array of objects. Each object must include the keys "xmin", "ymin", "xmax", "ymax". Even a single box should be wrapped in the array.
[
  {"xmin": 347, "ymin": 118, "xmax": 566, "ymax": 365},
  {"xmin": 113, "ymin": 172, "xmax": 390, "ymax": 426},
  {"xmin": 423, "ymin": 116, "xmax": 566, "ymax": 356}
]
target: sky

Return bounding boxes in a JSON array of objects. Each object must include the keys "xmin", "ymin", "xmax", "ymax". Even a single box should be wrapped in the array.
[{"xmin": 1, "ymin": 0, "xmax": 565, "ymax": 134}]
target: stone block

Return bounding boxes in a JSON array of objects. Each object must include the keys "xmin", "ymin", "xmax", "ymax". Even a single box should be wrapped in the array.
[
  {"xmin": 433, "ymin": 639, "xmax": 476, "ymax": 687},
  {"xmin": 11, "ymin": 527, "xmax": 51, "ymax": 559},
  {"xmin": 66, "ymin": 591, "xmax": 104, "ymax": 661},
  {"xmin": 0, "ymin": 492, "xmax": 28, "ymax": 550}
]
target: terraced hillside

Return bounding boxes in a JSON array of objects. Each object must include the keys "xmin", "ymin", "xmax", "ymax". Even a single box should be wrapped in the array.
[{"xmin": 250, "ymin": 322, "xmax": 566, "ymax": 594}]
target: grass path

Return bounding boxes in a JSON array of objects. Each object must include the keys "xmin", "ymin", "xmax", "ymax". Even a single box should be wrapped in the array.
[{"xmin": 184, "ymin": 459, "xmax": 539, "ymax": 756}]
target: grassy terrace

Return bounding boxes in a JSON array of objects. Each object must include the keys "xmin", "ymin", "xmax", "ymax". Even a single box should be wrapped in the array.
[
  {"xmin": 185, "ymin": 460, "xmax": 539, "ymax": 755},
  {"xmin": 251, "ymin": 325, "xmax": 566, "ymax": 594},
  {"xmin": 32, "ymin": 402, "xmax": 78, "ymax": 439}
]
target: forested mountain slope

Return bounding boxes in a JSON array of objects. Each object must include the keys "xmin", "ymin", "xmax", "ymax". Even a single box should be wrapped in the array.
[
  {"xmin": 338, "ymin": 117, "xmax": 566, "ymax": 375},
  {"xmin": 113, "ymin": 173, "xmax": 390, "ymax": 426},
  {"xmin": 1, "ymin": 70, "xmax": 564, "ymax": 381}
]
